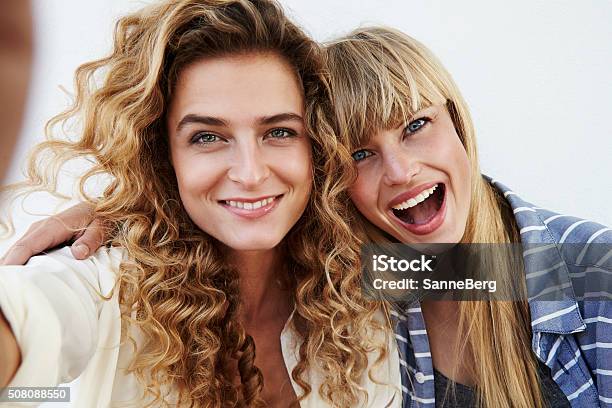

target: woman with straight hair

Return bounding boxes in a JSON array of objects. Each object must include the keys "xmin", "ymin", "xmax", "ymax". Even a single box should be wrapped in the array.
[
  {"xmin": 321, "ymin": 27, "xmax": 611, "ymax": 407},
  {"xmin": 0, "ymin": 1, "xmax": 401, "ymax": 407}
]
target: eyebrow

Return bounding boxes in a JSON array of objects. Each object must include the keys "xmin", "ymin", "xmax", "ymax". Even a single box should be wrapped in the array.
[
  {"xmin": 175, "ymin": 112, "xmax": 304, "ymax": 131},
  {"xmin": 259, "ymin": 113, "xmax": 304, "ymax": 125},
  {"xmin": 176, "ymin": 114, "xmax": 227, "ymax": 130}
]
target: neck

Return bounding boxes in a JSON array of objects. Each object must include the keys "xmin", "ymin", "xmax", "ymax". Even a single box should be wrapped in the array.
[{"xmin": 230, "ymin": 247, "xmax": 291, "ymax": 323}]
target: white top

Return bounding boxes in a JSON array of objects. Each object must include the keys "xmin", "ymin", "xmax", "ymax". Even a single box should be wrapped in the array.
[{"xmin": 0, "ymin": 247, "xmax": 401, "ymax": 407}]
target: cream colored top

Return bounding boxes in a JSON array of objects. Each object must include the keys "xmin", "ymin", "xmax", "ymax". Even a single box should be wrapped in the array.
[{"xmin": 0, "ymin": 247, "xmax": 401, "ymax": 407}]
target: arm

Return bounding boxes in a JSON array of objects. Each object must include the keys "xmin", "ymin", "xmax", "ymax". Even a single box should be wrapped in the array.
[
  {"xmin": 0, "ymin": 309, "xmax": 20, "ymax": 387},
  {"xmin": 0, "ymin": 0, "xmax": 32, "ymax": 183},
  {"xmin": 0, "ymin": 247, "xmax": 122, "ymax": 386},
  {"xmin": 1, "ymin": 203, "xmax": 104, "ymax": 265}
]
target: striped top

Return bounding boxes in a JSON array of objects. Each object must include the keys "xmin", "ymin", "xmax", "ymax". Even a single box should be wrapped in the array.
[{"xmin": 393, "ymin": 177, "xmax": 612, "ymax": 407}]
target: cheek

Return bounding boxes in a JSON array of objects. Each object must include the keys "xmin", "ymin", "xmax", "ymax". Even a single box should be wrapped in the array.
[
  {"xmin": 427, "ymin": 128, "xmax": 470, "ymax": 177},
  {"xmin": 349, "ymin": 170, "xmax": 379, "ymax": 216},
  {"xmin": 424, "ymin": 129, "xmax": 458, "ymax": 162},
  {"xmin": 172, "ymin": 150, "xmax": 223, "ymax": 201},
  {"xmin": 444, "ymin": 133, "xmax": 471, "ymax": 189},
  {"xmin": 295, "ymin": 156, "xmax": 313, "ymax": 194},
  {"xmin": 274, "ymin": 142, "xmax": 313, "ymax": 197},
  {"xmin": 434, "ymin": 129, "xmax": 472, "ymax": 213}
]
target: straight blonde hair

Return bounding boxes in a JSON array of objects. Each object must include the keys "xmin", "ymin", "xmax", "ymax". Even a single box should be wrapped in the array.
[{"xmin": 318, "ymin": 26, "xmax": 543, "ymax": 408}]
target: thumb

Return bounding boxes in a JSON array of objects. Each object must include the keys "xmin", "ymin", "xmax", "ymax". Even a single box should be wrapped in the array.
[
  {"xmin": 70, "ymin": 219, "xmax": 105, "ymax": 259},
  {"xmin": 70, "ymin": 242, "xmax": 91, "ymax": 260}
]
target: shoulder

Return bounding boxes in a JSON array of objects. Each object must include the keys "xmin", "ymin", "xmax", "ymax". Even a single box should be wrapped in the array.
[
  {"xmin": 45, "ymin": 246, "xmax": 127, "ymax": 295},
  {"xmin": 23, "ymin": 245, "xmax": 126, "ymax": 270},
  {"xmin": 488, "ymin": 176, "xmax": 612, "ymax": 294},
  {"xmin": 531, "ymin": 207, "xmax": 612, "ymax": 245},
  {"xmin": 43, "ymin": 245, "xmax": 127, "ymax": 266},
  {"xmin": 526, "ymin": 209, "xmax": 612, "ymax": 309},
  {"xmin": 0, "ymin": 246, "xmax": 126, "ymax": 386},
  {"xmin": 520, "ymin": 208, "xmax": 612, "ymax": 291},
  {"xmin": 1, "ymin": 246, "xmax": 127, "ymax": 297},
  {"xmin": 487, "ymin": 176, "xmax": 611, "ymax": 245}
]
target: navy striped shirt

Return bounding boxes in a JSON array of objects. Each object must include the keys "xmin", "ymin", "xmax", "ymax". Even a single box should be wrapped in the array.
[{"xmin": 393, "ymin": 178, "xmax": 612, "ymax": 407}]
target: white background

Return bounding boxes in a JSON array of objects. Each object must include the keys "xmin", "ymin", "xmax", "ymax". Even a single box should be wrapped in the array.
[
  {"xmin": 1, "ymin": 0, "xmax": 610, "ymax": 406},
  {"xmin": 3, "ymin": 0, "xmax": 612, "ymax": 251}
]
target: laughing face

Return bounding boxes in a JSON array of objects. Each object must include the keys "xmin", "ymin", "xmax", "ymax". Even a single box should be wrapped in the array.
[
  {"xmin": 166, "ymin": 52, "xmax": 312, "ymax": 252},
  {"xmin": 349, "ymin": 103, "xmax": 471, "ymax": 244}
]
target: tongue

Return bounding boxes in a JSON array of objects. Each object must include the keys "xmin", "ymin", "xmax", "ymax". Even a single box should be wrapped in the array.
[{"xmin": 397, "ymin": 195, "xmax": 439, "ymax": 224}]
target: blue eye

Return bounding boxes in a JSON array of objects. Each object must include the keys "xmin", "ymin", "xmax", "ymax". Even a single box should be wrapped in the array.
[
  {"xmin": 405, "ymin": 118, "xmax": 429, "ymax": 134},
  {"xmin": 191, "ymin": 133, "xmax": 219, "ymax": 144},
  {"xmin": 267, "ymin": 128, "xmax": 296, "ymax": 139},
  {"xmin": 351, "ymin": 150, "xmax": 373, "ymax": 162}
]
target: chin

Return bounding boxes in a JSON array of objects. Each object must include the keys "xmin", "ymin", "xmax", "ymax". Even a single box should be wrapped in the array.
[
  {"xmin": 230, "ymin": 243, "xmax": 280, "ymax": 251},
  {"xmin": 433, "ymin": 224, "xmax": 466, "ymax": 244},
  {"xmin": 223, "ymin": 234, "xmax": 284, "ymax": 252}
]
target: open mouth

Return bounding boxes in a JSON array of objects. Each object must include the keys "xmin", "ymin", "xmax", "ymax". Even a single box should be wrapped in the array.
[{"xmin": 391, "ymin": 183, "xmax": 445, "ymax": 225}]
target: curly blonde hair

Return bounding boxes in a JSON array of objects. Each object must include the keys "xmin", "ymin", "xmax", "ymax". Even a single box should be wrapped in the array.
[{"xmin": 7, "ymin": 1, "xmax": 387, "ymax": 406}]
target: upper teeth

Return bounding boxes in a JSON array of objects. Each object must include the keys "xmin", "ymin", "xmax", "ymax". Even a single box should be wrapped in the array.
[
  {"xmin": 226, "ymin": 197, "xmax": 275, "ymax": 210},
  {"xmin": 392, "ymin": 184, "xmax": 439, "ymax": 210}
]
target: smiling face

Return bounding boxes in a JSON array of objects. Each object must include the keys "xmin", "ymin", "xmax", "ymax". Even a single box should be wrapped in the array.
[
  {"xmin": 349, "ymin": 104, "xmax": 471, "ymax": 244},
  {"xmin": 166, "ymin": 53, "xmax": 312, "ymax": 252}
]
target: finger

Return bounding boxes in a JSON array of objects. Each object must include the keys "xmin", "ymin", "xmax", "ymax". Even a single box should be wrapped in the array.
[
  {"xmin": 0, "ymin": 243, "xmax": 37, "ymax": 266},
  {"xmin": 70, "ymin": 243, "xmax": 90, "ymax": 260},
  {"xmin": 19, "ymin": 217, "xmax": 77, "ymax": 253},
  {"xmin": 0, "ymin": 203, "xmax": 96, "ymax": 265},
  {"xmin": 70, "ymin": 219, "xmax": 105, "ymax": 259},
  {"xmin": 0, "ymin": 220, "xmax": 64, "ymax": 265}
]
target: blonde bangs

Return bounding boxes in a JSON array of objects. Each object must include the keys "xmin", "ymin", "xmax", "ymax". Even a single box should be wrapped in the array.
[{"xmin": 324, "ymin": 26, "xmax": 448, "ymax": 150}]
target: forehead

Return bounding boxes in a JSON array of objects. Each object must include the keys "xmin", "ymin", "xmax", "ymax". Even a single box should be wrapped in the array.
[{"xmin": 168, "ymin": 53, "xmax": 304, "ymax": 126}]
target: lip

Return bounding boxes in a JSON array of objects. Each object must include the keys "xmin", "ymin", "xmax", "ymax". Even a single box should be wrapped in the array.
[
  {"xmin": 220, "ymin": 194, "xmax": 283, "ymax": 219},
  {"xmin": 221, "ymin": 194, "xmax": 279, "ymax": 203},
  {"xmin": 388, "ymin": 182, "xmax": 441, "ymax": 208},
  {"xmin": 388, "ymin": 183, "xmax": 447, "ymax": 236}
]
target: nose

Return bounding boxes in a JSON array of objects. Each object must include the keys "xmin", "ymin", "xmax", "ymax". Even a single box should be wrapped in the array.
[
  {"xmin": 381, "ymin": 149, "xmax": 419, "ymax": 186},
  {"xmin": 227, "ymin": 138, "xmax": 270, "ymax": 188}
]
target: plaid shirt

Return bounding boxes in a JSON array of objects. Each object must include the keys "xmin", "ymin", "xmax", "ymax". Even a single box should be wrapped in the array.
[{"xmin": 394, "ymin": 177, "xmax": 612, "ymax": 407}]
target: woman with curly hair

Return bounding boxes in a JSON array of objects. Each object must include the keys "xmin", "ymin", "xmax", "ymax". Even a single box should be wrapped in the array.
[{"xmin": 0, "ymin": 1, "xmax": 401, "ymax": 407}]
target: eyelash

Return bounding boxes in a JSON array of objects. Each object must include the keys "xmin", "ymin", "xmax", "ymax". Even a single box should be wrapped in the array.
[
  {"xmin": 190, "ymin": 132, "xmax": 221, "ymax": 145},
  {"xmin": 189, "ymin": 128, "xmax": 297, "ymax": 145},
  {"xmin": 351, "ymin": 116, "xmax": 431, "ymax": 162},
  {"xmin": 351, "ymin": 150, "xmax": 373, "ymax": 162},
  {"xmin": 265, "ymin": 128, "xmax": 297, "ymax": 140},
  {"xmin": 404, "ymin": 117, "xmax": 431, "ymax": 135}
]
